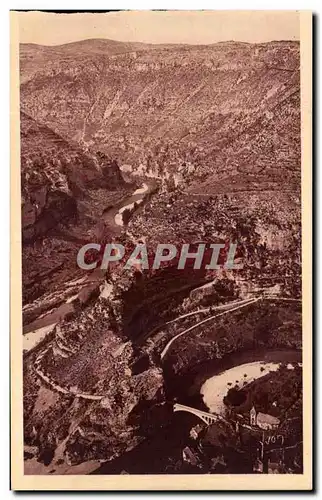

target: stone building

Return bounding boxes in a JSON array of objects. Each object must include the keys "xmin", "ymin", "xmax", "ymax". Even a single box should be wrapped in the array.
[{"xmin": 249, "ymin": 405, "xmax": 280, "ymax": 430}]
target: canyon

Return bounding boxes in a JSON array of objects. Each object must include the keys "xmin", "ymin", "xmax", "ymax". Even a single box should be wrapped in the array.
[{"xmin": 20, "ymin": 38, "xmax": 302, "ymax": 475}]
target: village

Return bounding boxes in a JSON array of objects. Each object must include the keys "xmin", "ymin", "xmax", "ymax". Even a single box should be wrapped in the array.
[{"xmin": 176, "ymin": 373, "xmax": 302, "ymax": 475}]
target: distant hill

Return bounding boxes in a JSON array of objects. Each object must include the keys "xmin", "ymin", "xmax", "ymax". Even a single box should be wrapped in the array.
[{"xmin": 20, "ymin": 38, "xmax": 155, "ymax": 62}]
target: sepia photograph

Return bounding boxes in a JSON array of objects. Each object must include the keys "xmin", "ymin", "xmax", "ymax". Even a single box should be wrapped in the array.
[{"xmin": 10, "ymin": 9, "xmax": 312, "ymax": 490}]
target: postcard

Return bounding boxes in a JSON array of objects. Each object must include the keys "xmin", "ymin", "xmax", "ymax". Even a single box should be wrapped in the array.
[{"xmin": 10, "ymin": 10, "xmax": 312, "ymax": 491}]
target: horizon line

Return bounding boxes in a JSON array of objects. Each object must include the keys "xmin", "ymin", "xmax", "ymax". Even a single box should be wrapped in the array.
[{"xmin": 19, "ymin": 37, "xmax": 300, "ymax": 48}]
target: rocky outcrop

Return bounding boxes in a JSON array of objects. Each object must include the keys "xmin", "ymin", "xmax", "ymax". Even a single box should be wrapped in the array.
[
  {"xmin": 20, "ymin": 111, "xmax": 129, "ymax": 303},
  {"xmin": 24, "ymin": 294, "xmax": 165, "ymax": 471},
  {"xmin": 21, "ymin": 112, "xmax": 125, "ymax": 244},
  {"xmin": 161, "ymin": 299, "xmax": 302, "ymax": 378}
]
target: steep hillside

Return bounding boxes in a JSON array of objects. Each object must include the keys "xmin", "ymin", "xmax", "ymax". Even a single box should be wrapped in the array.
[
  {"xmin": 20, "ymin": 40, "xmax": 300, "ymax": 192},
  {"xmin": 20, "ymin": 38, "xmax": 301, "ymax": 326},
  {"xmin": 20, "ymin": 111, "xmax": 127, "ymax": 303}
]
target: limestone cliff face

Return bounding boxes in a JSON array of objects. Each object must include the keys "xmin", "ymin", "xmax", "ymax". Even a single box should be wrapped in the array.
[
  {"xmin": 21, "ymin": 112, "xmax": 125, "ymax": 243},
  {"xmin": 20, "ymin": 40, "xmax": 300, "ymax": 192},
  {"xmin": 20, "ymin": 111, "xmax": 127, "ymax": 303}
]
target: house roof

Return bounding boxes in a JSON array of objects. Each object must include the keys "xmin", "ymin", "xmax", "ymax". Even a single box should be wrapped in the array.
[{"xmin": 257, "ymin": 412, "xmax": 280, "ymax": 425}]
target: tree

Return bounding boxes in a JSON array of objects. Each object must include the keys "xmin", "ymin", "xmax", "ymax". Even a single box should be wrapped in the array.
[{"xmin": 224, "ymin": 387, "xmax": 247, "ymax": 407}]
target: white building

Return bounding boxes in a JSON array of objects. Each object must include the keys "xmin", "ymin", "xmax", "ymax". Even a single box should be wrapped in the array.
[{"xmin": 249, "ymin": 406, "xmax": 280, "ymax": 430}]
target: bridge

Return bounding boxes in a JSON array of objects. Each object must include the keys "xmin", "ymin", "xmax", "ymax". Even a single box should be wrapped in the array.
[{"xmin": 173, "ymin": 403, "xmax": 220, "ymax": 425}]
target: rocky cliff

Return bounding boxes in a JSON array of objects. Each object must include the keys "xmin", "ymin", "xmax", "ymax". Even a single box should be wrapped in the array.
[
  {"xmin": 21, "ymin": 111, "xmax": 127, "ymax": 303},
  {"xmin": 20, "ymin": 40, "xmax": 300, "ymax": 191}
]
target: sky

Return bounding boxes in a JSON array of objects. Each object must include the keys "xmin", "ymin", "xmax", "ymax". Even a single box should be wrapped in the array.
[{"xmin": 17, "ymin": 10, "xmax": 300, "ymax": 46}]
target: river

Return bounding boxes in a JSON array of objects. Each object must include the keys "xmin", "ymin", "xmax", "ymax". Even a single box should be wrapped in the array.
[
  {"xmin": 114, "ymin": 183, "xmax": 149, "ymax": 226},
  {"xmin": 94, "ymin": 348, "xmax": 301, "ymax": 474},
  {"xmin": 102, "ymin": 180, "xmax": 157, "ymax": 230},
  {"xmin": 183, "ymin": 348, "xmax": 302, "ymax": 402},
  {"xmin": 23, "ymin": 180, "xmax": 158, "ymax": 351},
  {"xmin": 201, "ymin": 358, "xmax": 300, "ymax": 415}
]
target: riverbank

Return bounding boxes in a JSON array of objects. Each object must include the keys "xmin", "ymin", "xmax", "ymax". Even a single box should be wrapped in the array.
[
  {"xmin": 23, "ymin": 180, "xmax": 158, "ymax": 350},
  {"xmin": 102, "ymin": 179, "xmax": 158, "ymax": 230},
  {"xmin": 93, "ymin": 347, "xmax": 301, "ymax": 475},
  {"xmin": 186, "ymin": 348, "xmax": 302, "ymax": 402}
]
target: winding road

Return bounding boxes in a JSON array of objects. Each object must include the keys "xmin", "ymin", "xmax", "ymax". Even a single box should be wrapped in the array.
[
  {"xmin": 160, "ymin": 297, "xmax": 261, "ymax": 359},
  {"xmin": 160, "ymin": 295, "xmax": 301, "ymax": 359}
]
